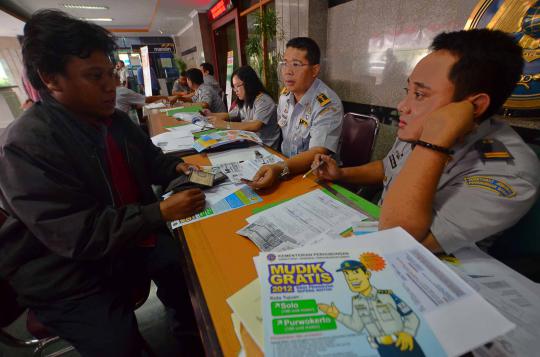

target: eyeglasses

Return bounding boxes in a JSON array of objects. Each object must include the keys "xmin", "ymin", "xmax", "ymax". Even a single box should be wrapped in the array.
[
  {"xmin": 278, "ymin": 61, "xmax": 310, "ymax": 72},
  {"xmin": 233, "ymin": 83, "xmax": 244, "ymax": 91}
]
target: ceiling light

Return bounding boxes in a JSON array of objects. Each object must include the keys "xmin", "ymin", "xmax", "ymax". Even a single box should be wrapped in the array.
[
  {"xmin": 81, "ymin": 18, "xmax": 113, "ymax": 22},
  {"xmin": 63, "ymin": 4, "xmax": 109, "ymax": 10}
]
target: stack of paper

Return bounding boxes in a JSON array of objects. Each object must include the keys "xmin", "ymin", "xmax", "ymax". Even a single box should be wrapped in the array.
[
  {"xmin": 144, "ymin": 101, "xmax": 167, "ymax": 109},
  {"xmin": 193, "ymin": 130, "xmax": 263, "ymax": 152},
  {"xmin": 218, "ymin": 148, "xmax": 282, "ymax": 183},
  {"xmin": 151, "ymin": 130, "xmax": 195, "ymax": 154},
  {"xmin": 247, "ymin": 227, "xmax": 515, "ymax": 357},
  {"xmin": 161, "ymin": 105, "xmax": 204, "ymax": 116},
  {"xmin": 236, "ymin": 189, "xmax": 369, "ymax": 252},
  {"xmin": 227, "ymin": 279, "xmax": 264, "ymax": 352},
  {"xmin": 442, "ymin": 246, "xmax": 540, "ymax": 357}
]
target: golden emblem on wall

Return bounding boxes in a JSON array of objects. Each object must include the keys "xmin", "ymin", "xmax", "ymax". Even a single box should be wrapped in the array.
[{"xmin": 466, "ymin": 0, "xmax": 540, "ymax": 109}]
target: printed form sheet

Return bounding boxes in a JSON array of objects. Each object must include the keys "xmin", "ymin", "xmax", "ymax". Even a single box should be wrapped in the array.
[{"xmin": 237, "ymin": 189, "xmax": 367, "ymax": 251}]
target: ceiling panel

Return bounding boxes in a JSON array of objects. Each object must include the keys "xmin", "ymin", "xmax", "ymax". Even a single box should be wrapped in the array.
[
  {"xmin": 4, "ymin": 0, "xmax": 214, "ymax": 36},
  {"xmin": 0, "ymin": 10, "xmax": 25, "ymax": 36}
]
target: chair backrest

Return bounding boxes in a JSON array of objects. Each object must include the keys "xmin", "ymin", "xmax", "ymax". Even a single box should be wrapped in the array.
[
  {"xmin": 370, "ymin": 121, "xmax": 398, "ymax": 162},
  {"xmin": 340, "ymin": 113, "xmax": 380, "ymax": 167}
]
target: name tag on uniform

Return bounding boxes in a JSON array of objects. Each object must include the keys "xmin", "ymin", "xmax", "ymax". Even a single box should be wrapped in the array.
[{"xmin": 278, "ymin": 115, "xmax": 288, "ymax": 127}]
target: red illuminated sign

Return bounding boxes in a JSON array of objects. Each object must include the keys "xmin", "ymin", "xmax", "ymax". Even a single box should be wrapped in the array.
[{"xmin": 209, "ymin": 0, "xmax": 232, "ymax": 20}]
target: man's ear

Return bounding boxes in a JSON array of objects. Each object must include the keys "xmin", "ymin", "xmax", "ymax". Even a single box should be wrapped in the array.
[
  {"xmin": 38, "ymin": 71, "xmax": 63, "ymax": 93},
  {"xmin": 467, "ymin": 93, "xmax": 490, "ymax": 119},
  {"xmin": 311, "ymin": 63, "xmax": 320, "ymax": 78}
]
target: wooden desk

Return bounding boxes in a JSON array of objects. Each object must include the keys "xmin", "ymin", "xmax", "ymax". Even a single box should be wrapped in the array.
[
  {"xmin": 179, "ymin": 152, "xmax": 379, "ymax": 356},
  {"xmin": 147, "ymin": 102, "xmax": 201, "ymax": 137}
]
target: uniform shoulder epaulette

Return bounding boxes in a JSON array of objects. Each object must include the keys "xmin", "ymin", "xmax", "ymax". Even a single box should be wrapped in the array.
[
  {"xmin": 378, "ymin": 289, "xmax": 394, "ymax": 295},
  {"xmin": 281, "ymin": 87, "xmax": 289, "ymax": 95},
  {"xmin": 316, "ymin": 93, "xmax": 331, "ymax": 107},
  {"xmin": 475, "ymin": 138, "xmax": 513, "ymax": 160}
]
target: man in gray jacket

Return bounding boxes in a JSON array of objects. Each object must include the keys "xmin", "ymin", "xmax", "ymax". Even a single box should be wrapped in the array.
[{"xmin": 0, "ymin": 10, "xmax": 205, "ymax": 356}]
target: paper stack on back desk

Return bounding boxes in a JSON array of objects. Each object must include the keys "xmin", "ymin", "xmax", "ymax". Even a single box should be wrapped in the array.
[
  {"xmin": 144, "ymin": 101, "xmax": 167, "ymax": 109},
  {"xmin": 150, "ymin": 130, "xmax": 195, "ymax": 154},
  {"xmin": 251, "ymin": 227, "xmax": 515, "ymax": 357}
]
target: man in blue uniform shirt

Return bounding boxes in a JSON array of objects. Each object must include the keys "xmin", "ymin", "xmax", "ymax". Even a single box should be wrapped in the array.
[{"xmin": 247, "ymin": 37, "xmax": 344, "ymax": 189}]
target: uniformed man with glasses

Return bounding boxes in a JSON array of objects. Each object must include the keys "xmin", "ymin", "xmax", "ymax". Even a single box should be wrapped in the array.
[{"xmin": 246, "ymin": 37, "xmax": 343, "ymax": 189}]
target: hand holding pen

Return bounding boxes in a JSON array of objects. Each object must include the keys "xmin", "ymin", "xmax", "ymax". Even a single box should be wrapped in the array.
[{"xmin": 308, "ymin": 154, "xmax": 343, "ymax": 181}]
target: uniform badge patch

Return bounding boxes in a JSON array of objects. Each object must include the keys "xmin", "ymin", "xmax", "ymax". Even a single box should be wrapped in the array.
[
  {"xmin": 475, "ymin": 139, "xmax": 513, "ymax": 160},
  {"xmin": 463, "ymin": 176, "xmax": 516, "ymax": 198},
  {"xmin": 316, "ymin": 93, "xmax": 331, "ymax": 107},
  {"xmin": 299, "ymin": 117, "xmax": 309, "ymax": 128},
  {"xmin": 389, "ymin": 155, "xmax": 397, "ymax": 169}
]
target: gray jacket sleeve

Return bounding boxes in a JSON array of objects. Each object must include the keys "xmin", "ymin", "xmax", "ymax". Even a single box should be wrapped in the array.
[{"xmin": 0, "ymin": 123, "xmax": 165, "ymax": 261}]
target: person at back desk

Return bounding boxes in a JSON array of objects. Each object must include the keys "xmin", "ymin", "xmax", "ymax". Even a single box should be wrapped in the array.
[
  {"xmin": 115, "ymin": 74, "xmax": 177, "ymax": 113},
  {"xmin": 312, "ymin": 29, "xmax": 540, "ymax": 254},
  {"xmin": 206, "ymin": 65, "xmax": 281, "ymax": 150},
  {"xmin": 247, "ymin": 37, "xmax": 343, "ymax": 189},
  {"xmin": 179, "ymin": 68, "xmax": 226, "ymax": 113},
  {"xmin": 200, "ymin": 62, "xmax": 222, "ymax": 95},
  {"xmin": 171, "ymin": 70, "xmax": 191, "ymax": 96}
]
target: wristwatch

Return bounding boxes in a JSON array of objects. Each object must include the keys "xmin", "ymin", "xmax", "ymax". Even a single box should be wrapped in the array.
[{"xmin": 279, "ymin": 164, "xmax": 290, "ymax": 179}]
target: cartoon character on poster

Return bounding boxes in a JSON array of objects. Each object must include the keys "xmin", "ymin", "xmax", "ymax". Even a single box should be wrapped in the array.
[{"xmin": 318, "ymin": 253, "xmax": 425, "ymax": 356}]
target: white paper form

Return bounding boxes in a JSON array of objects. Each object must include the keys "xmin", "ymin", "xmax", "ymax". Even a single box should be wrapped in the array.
[
  {"xmin": 219, "ymin": 154, "xmax": 282, "ymax": 183},
  {"xmin": 238, "ymin": 189, "xmax": 367, "ymax": 252},
  {"xmin": 172, "ymin": 112, "xmax": 199, "ymax": 122},
  {"xmin": 150, "ymin": 131, "xmax": 195, "ymax": 153},
  {"xmin": 227, "ymin": 279, "xmax": 264, "ymax": 350},
  {"xmin": 208, "ymin": 146, "xmax": 273, "ymax": 166},
  {"xmin": 144, "ymin": 101, "xmax": 166, "ymax": 109},
  {"xmin": 443, "ymin": 246, "xmax": 540, "ymax": 357},
  {"xmin": 165, "ymin": 123, "xmax": 203, "ymax": 136}
]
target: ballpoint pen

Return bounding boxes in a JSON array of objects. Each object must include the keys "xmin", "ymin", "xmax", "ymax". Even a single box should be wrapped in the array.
[{"xmin": 302, "ymin": 160, "xmax": 326, "ymax": 179}]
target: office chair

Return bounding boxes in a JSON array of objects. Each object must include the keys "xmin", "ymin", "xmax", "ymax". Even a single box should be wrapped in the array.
[
  {"xmin": 337, "ymin": 113, "xmax": 380, "ymax": 196},
  {"xmin": 340, "ymin": 112, "xmax": 380, "ymax": 168}
]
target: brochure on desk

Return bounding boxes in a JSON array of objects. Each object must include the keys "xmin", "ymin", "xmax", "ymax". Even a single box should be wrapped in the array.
[
  {"xmin": 254, "ymin": 228, "xmax": 514, "ymax": 357},
  {"xmin": 170, "ymin": 184, "xmax": 262, "ymax": 229},
  {"xmin": 193, "ymin": 130, "xmax": 263, "ymax": 152}
]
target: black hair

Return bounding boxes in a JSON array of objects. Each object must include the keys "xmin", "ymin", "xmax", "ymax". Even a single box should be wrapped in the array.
[
  {"xmin": 431, "ymin": 29, "xmax": 523, "ymax": 119},
  {"xmin": 231, "ymin": 66, "xmax": 268, "ymax": 109},
  {"xmin": 286, "ymin": 37, "xmax": 321, "ymax": 65},
  {"xmin": 22, "ymin": 9, "xmax": 117, "ymax": 91},
  {"xmin": 180, "ymin": 71, "xmax": 187, "ymax": 77},
  {"xmin": 200, "ymin": 62, "xmax": 214, "ymax": 75},
  {"xmin": 185, "ymin": 68, "xmax": 204, "ymax": 85}
]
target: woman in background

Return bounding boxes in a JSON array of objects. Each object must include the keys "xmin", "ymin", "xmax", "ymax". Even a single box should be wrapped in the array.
[{"xmin": 207, "ymin": 65, "xmax": 281, "ymax": 150}]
